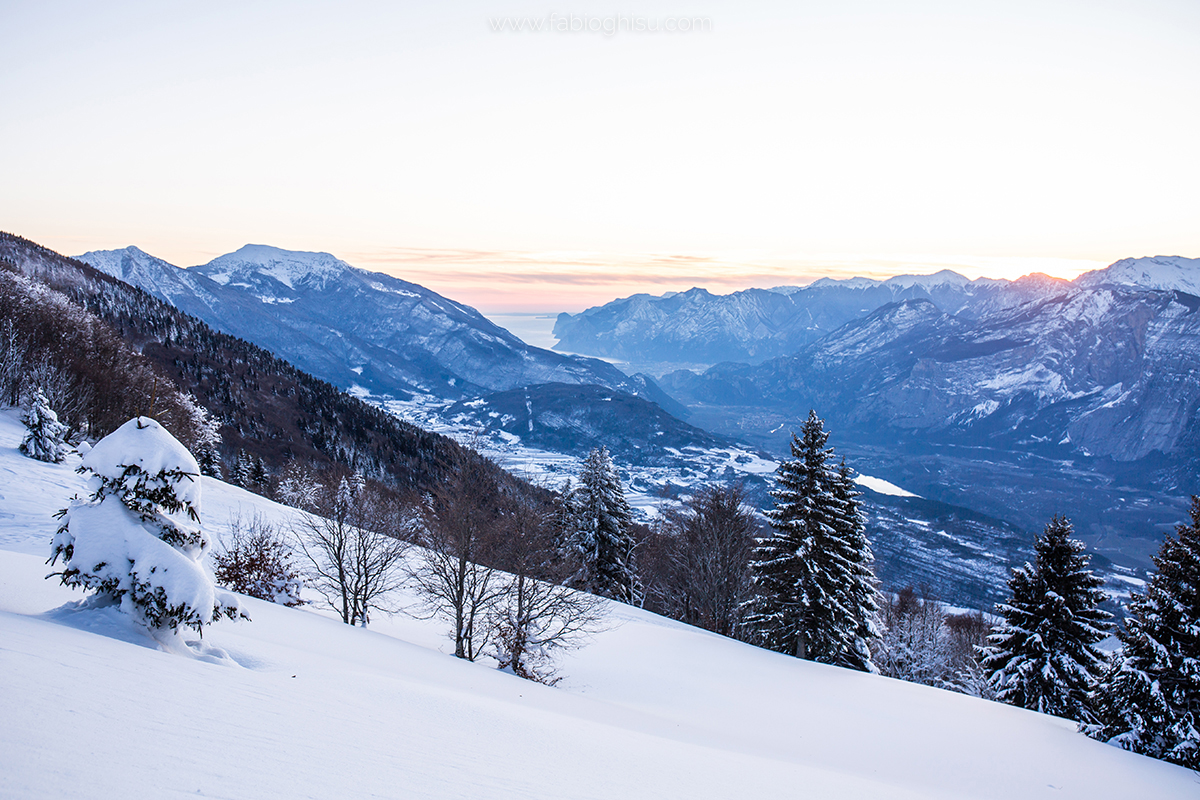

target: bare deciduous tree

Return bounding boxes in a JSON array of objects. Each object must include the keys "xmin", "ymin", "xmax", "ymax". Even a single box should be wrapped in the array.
[
  {"xmin": 294, "ymin": 477, "xmax": 411, "ymax": 626},
  {"xmin": 645, "ymin": 483, "xmax": 758, "ymax": 638},
  {"xmin": 489, "ymin": 492, "xmax": 606, "ymax": 683},
  {"xmin": 874, "ymin": 586, "xmax": 949, "ymax": 685},
  {"xmin": 213, "ymin": 513, "xmax": 305, "ymax": 607},
  {"xmin": 408, "ymin": 459, "xmax": 508, "ymax": 660},
  {"xmin": 942, "ymin": 610, "xmax": 995, "ymax": 698}
]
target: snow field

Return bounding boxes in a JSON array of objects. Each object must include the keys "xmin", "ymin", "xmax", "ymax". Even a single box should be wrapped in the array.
[{"xmin": 0, "ymin": 410, "xmax": 1195, "ymax": 799}]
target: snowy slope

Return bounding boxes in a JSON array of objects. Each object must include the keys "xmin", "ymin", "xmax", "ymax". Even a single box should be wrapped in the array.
[
  {"xmin": 0, "ymin": 410, "xmax": 1194, "ymax": 799},
  {"xmin": 1077, "ymin": 255, "xmax": 1200, "ymax": 295}
]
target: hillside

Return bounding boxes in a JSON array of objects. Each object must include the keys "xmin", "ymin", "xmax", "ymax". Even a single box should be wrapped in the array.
[
  {"xmin": 0, "ymin": 409, "xmax": 1193, "ymax": 799},
  {"xmin": 0, "ymin": 231, "xmax": 544, "ymax": 502}
]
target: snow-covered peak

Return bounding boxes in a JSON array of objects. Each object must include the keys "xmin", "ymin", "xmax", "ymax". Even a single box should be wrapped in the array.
[
  {"xmin": 802, "ymin": 270, "xmax": 972, "ymax": 291},
  {"xmin": 882, "ymin": 269, "xmax": 972, "ymax": 290},
  {"xmin": 1076, "ymin": 255, "xmax": 1200, "ymax": 296},
  {"xmin": 75, "ymin": 246, "xmax": 181, "ymax": 283},
  {"xmin": 197, "ymin": 244, "xmax": 352, "ymax": 289},
  {"xmin": 805, "ymin": 277, "xmax": 882, "ymax": 290}
]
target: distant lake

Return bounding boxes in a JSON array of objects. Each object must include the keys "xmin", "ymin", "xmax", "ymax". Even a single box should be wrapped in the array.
[{"xmin": 481, "ymin": 312, "xmax": 561, "ymax": 350}]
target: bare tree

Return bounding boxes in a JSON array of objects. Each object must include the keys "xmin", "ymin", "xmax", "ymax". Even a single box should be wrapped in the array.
[
  {"xmin": 646, "ymin": 483, "xmax": 758, "ymax": 638},
  {"xmin": 941, "ymin": 610, "xmax": 995, "ymax": 698},
  {"xmin": 408, "ymin": 458, "xmax": 508, "ymax": 660},
  {"xmin": 0, "ymin": 316, "xmax": 27, "ymax": 406},
  {"xmin": 213, "ymin": 513, "xmax": 305, "ymax": 607},
  {"xmin": 489, "ymin": 492, "xmax": 606, "ymax": 683},
  {"xmin": 294, "ymin": 476, "xmax": 411, "ymax": 626}
]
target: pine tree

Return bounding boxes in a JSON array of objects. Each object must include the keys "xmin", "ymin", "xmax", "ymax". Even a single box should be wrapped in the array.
[
  {"xmin": 831, "ymin": 459, "xmax": 878, "ymax": 671},
  {"xmin": 231, "ymin": 450, "xmax": 252, "ymax": 488},
  {"xmin": 48, "ymin": 417, "xmax": 245, "ymax": 635},
  {"xmin": 19, "ymin": 388, "xmax": 68, "ymax": 463},
  {"xmin": 744, "ymin": 410, "xmax": 877, "ymax": 670},
  {"xmin": 250, "ymin": 455, "xmax": 269, "ymax": 491},
  {"xmin": 982, "ymin": 515, "xmax": 1110, "ymax": 722},
  {"xmin": 1085, "ymin": 498, "xmax": 1200, "ymax": 768},
  {"xmin": 562, "ymin": 446, "xmax": 636, "ymax": 603}
]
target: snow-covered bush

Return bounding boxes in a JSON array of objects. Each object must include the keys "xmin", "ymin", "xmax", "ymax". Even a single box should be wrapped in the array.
[
  {"xmin": 874, "ymin": 587, "xmax": 949, "ymax": 685},
  {"xmin": 19, "ymin": 388, "xmax": 68, "ymax": 463},
  {"xmin": 49, "ymin": 416, "xmax": 245, "ymax": 634},
  {"xmin": 213, "ymin": 514, "xmax": 305, "ymax": 607}
]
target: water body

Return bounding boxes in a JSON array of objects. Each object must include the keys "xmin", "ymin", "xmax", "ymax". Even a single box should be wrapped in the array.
[{"xmin": 481, "ymin": 312, "xmax": 561, "ymax": 351}]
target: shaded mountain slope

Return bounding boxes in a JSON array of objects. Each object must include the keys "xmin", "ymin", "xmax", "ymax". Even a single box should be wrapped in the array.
[{"xmin": 78, "ymin": 244, "xmax": 647, "ymax": 401}]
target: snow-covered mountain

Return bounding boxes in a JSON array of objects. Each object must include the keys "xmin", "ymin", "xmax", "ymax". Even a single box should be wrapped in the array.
[
  {"xmin": 661, "ymin": 281, "xmax": 1200, "ymax": 572},
  {"xmin": 1, "ymin": 410, "xmax": 1193, "ymax": 799},
  {"xmin": 552, "ymin": 270, "xmax": 1067, "ymax": 369},
  {"xmin": 76, "ymin": 245, "xmax": 657, "ymax": 403},
  {"xmin": 555, "ymin": 257, "xmax": 1200, "ymax": 372},
  {"xmin": 1076, "ymin": 255, "xmax": 1200, "ymax": 295},
  {"xmin": 663, "ymin": 279, "xmax": 1200, "ymax": 464}
]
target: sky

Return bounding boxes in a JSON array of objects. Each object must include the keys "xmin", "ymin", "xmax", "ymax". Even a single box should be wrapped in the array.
[{"xmin": 1, "ymin": 0, "xmax": 1197, "ymax": 311}]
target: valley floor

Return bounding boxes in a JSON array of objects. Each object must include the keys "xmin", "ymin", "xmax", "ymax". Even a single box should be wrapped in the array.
[{"xmin": 0, "ymin": 410, "xmax": 1194, "ymax": 799}]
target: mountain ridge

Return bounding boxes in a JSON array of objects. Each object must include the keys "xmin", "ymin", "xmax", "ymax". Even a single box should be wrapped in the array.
[
  {"xmin": 552, "ymin": 257, "xmax": 1197, "ymax": 369},
  {"xmin": 75, "ymin": 244, "xmax": 663, "ymax": 404}
]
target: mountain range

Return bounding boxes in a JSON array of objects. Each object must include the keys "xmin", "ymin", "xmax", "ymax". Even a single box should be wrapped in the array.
[
  {"xmin": 553, "ymin": 256, "xmax": 1200, "ymax": 466},
  {"xmin": 556, "ymin": 256, "xmax": 1200, "ymax": 571},
  {"xmin": 552, "ymin": 269, "xmax": 1072, "ymax": 369}
]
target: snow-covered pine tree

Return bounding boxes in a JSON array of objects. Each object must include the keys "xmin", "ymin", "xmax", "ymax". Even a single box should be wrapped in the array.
[
  {"xmin": 231, "ymin": 450, "xmax": 252, "ymax": 488},
  {"xmin": 180, "ymin": 393, "xmax": 222, "ymax": 478},
  {"xmin": 19, "ymin": 388, "xmax": 68, "ymax": 463},
  {"xmin": 743, "ymin": 410, "xmax": 877, "ymax": 670},
  {"xmin": 48, "ymin": 417, "xmax": 245, "ymax": 635},
  {"xmin": 561, "ymin": 446, "xmax": 636, "ymax": 603},
  {"xmin": 982, "ymin": 515, "xmax": 1110, "ymax": 722},
  {"xmin": 831, "ymin": 458, "xmax": 878, "ymax": 671},
  {"xmin": 250, "ymin": 455, "xmax": 269, "ymax": 491},
  {"xmin": 1085, "ymin": 498, "xmax": 1200, "ymax": 768}
]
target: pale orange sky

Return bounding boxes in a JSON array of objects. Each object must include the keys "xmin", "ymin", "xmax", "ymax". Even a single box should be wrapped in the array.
[
  {"xmin": 345, "ymin": 248, "xmax": 1109, "ymax": 312},
  {"xmin": 3, "ymin": 1, "xmax": 1197, "ymax": 312}
]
